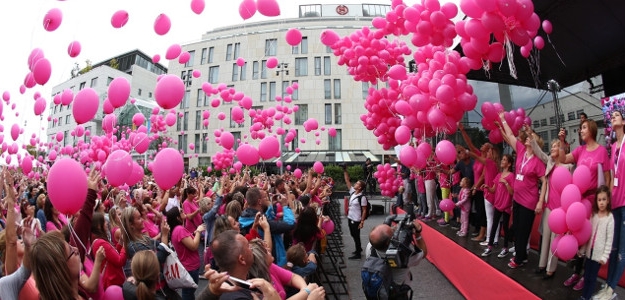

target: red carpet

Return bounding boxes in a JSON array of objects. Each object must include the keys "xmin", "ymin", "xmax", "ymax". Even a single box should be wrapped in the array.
[{"xmin": 421, "ymin": 221, "xmax": 540, "ymax": 300}]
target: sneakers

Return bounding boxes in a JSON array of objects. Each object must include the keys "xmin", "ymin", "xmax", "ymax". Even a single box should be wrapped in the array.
[
  {"xmin": 507, "ymin": 259, "xmax": 524, "ymax": 269},
  {"xmin": 481, "ymin": 248, "xmax": 492, "ymax": 257},
  {"xmin": 564, "ymin": 274, "xmax": 581, "ymax": 287},
  {"xmin": 348, "ymin": 254, "xmax": 362, "ymax": 260},
  {"xmin": 498, "ymin": 248, "xmax": 509, "ymax": 258},
  {"xmin": 593, "ymin": 285, "xmax": 611, "ymax": 300},
  {"xmin": 437, "ymin": 218, "xmax": 449, "ymax": 226},
  {"xmin": 479, "ymin": 241, "xmax": 489, "ymax": 246},
  {"xmin": 457, "ymin": 231, "xmax": 467, "ymax": 237},
  {"xmin": 573, "ymin": 277, "xmax": 585, "ymax": 291},
  {"xmin": 508, "ymin": 246, "xmax": 516, "ymax": 253}
]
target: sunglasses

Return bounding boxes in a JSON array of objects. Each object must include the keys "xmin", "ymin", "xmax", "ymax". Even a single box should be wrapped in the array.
[{"xmin": 66, "ymin": 245, "xmax": 79, "ymax": 261}]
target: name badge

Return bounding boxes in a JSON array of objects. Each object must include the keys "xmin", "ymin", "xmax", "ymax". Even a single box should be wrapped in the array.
[
  {"xmin": 516, "ymin": 174, "xmax": 524, "ymax": 181},
  {"xmin": 615, "ymin": 177, "xmax": 619, "ymax": 187}
]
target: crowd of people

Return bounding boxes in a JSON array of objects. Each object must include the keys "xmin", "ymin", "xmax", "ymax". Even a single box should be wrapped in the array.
[
  {"xmin": 0, "ymin": 166, "xmax": 334, "ymax": 300},
  {"xmin": 388, "ymin": 110, "xmax": 625, "ymax": 300}
]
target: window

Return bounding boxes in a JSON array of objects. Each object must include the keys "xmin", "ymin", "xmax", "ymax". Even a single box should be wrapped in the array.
[
  {"xmin": 282, "ymin": 81, "xmax": 289, "ymax": 98},
  {"xmin": 181, "ymin": 70, "xmax": 192, "ymax": 87},
  {"xmin": 60, "ymin": 105, "xmax": 63, "ymax": 112},
  {"xmin": 329, "ymin": 129, "xmax": 342, "ymax": 150},
  {"xmin": 550, "ymin": 129, "xmax": 559, "ymax": 141},
  {"xmin": 209, "ymin": 66, "xmax": 219, "ymax": 84},
  {"xmin": 334, "ymin": 79, "xmax": 341, "ymax": 99},
  {"xmin": 568, "ymin": 111, "xmax": 576, "ymax": 121},
  {"xmin": 334, "ymin": 103, "xmax": 342, "ymax": 124},
  {"xmin": 324, "ymin": 56, "xmax": 331, "ymax": 75},
  {"xmin": 107, "ymin": 77, "xmax": 114, "ymax": 86},
  {"xmin": 204, "ymin": 93, "xmax": 210, "ymax": 106},
  {"xmin": 362, "ymin": 82, "xmax": 370, "ymax": 99},
  {"xmin": 314, "ymin": 57, "xmax": 321, "ymax": 76},
  {"xmin": 577, "ymin": 110, "xmax": 585, "ymax": 119},
  {"xmin": 549, "ymin": 116, "xmax": 556, "ymax": 125},
  {"xmin": 232, "ymin": 132, "xmax": 241, "ymax": 150},
  {"xmin": 301, "ymin": 37, "xmax": 308, "ymax": 54},
  {"xmin": 233, "ymin": 43, "xmax": 241, "ymax": 60},
  {"xmin": 559, "ymin": 114, "xmax": 565, "ymax": 123},
  {"xmin": 325, "ymin": 104, "xmax": 332, "ymax": 124},
  {"xmin": 196, "ymin": 89, "xmax": 205, "ymax": 107},
  {"xmin": 260, "ymin": 82, "xmax": 267, "ymax": 102},
  {"xmin": 90, "ymin": 77, "xmax": 98, "ymax": 87},
  {"xmin": 240, "ymin": 62, "xmax": 247, "ymax": 81},
  {"xmin": 253, "ymin": 61, "xmax": 259, "ymax": 79},
  {"xmin": 288, "ymin": 129, "xmax": 298, "ymax": 151},
  {"xmin": 537, "ymin": 131, "xmax": 549, "ymax": 152},
  {"xmin": 261, "ymin": 60, "xmax": 267, "ymax": 79},
  {"xmin": 269, "ymin": 82, "xmax": 276, "ymax": 101},
  {"xmin": 63, "ymin": 131, "xmax": 69, "ymax": 146},
  {"xmin": 79, "ymin": 82, "xmax": 86, "ymax": 90},
  {"xmin": 149, "ymin": 92, "xmax": 152, "ymax": 98},
  {"xmin": 185, "ymin": 50, "xmax": 195, "ymax": 67},
  {"xmin": 177, "ymin": 114, "xmax": 182, "ymax": 131},
  {"xmin": 232, "ymin": 63, "xmax": 239, "ymax": 81},
  {"xmin": 208, "ymin": 47, "xmax": 214, "ymax": 63},
  {"xmin": 295, "ymin": 104, "xmax": 307, "ymax": 125},
  {"xmin": 226, "ymin": 44, "xmax": 233, "ymax": 61},
  {"xmin": 230, "ymin": 108, "xmax": 237, "ymax": 128},
  {"xmin": 292, "ymin": 44, "xmax": 299, "ymax": 55},
  {"xmin": 178, "ymin": 134, "xmax": 188, "ymax": 152},
  {"xmin": 533, "ymin": 120, "xmax": 540, "ymax": 128},
  {"xmin": 540, "ymin": 119, "xmax": 547, "ymax": 126},
  {"xmin": 250, "ymin": 106, "xmax": 263, "ymax": 125},
  {"xmin": 295, "ymin": 58, "xmax": 308, "ymax": 76},
  {"xmin": 324, "ymin": 79, "xmax": 331, "ymax": 99},
  {"xmin": 202, "ymin": 133, "xmax": 207, "ymax": 153},
  {"xmin": 194, "ymin": 134, "xmax": 200, "ymax": 154},
  {"xmin": 183, "ymin": 112, "xmax": 189, "ymax": 131},
  {"xmin": 179, "ymin": 90, "xmax": 190, "ymax": 109},
  {"xmin": 53, "ymin": 104, "xmax": 57, "ymax": 114},
  {"xmin": 195, "ymin": 110, "xmax": 201, "ymax": 130},
  {"xmin": 201, "ymin": 48, "xmax": 208, "ymax": 64},
  {"xmin": 265, "ymin": 39, "xmax": 277, "ymax": 56},
  {"xmin": 291, "ymin": 80, "xmax": 299, "ymax": 100},
  {"xmin": 65, "ymin": 115, "xmax": 70, "ymax": 125},
  {"xmin": 326, "ymin": 45, "xmax": 332, "ymax": 53}
]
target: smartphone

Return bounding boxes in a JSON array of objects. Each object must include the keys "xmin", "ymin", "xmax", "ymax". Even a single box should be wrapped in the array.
[{"xmin": 229, "ymin": 276, "xmax": 260, "ymax": 292}]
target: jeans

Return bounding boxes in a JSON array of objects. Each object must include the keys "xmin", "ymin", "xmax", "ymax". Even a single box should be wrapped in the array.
[
  {"xmin": 348, "ymin": 219, "xmax": 362, "ymax": 253},
  {"xmin": 607, "ymin": 206, "xmax": 625, "ymax": 288},
  {"xmin": 489, "ymin": 209, "xmax": 510, "ymax": 248},
  {"xmin": 582, "ymin": 256, "xmax": 601, "ymax": 300},
  {"xmin": 181, "ymin": 268, "xmax": 199, "ymax": 300},
  {"xmin": 512, "ymin": 201, "xmax": 535, "ymax": 264}
]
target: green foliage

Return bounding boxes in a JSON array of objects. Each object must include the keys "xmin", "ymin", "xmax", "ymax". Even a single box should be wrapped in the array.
[
  {"xmin": 109, "ymin": 58, "xmax": 119, "ymax": 70},
  {"xmin": 323, "ymin": 164, "xmax": 365, "ymax": 191}
]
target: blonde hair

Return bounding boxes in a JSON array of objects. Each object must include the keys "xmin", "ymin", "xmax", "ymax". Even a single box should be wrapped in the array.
[
  {"xmin": 226, "ymin": 200, "xmax": 242, "ymax": 220},
  {"xmin": 30, "ymin": 231, "xmax": 74, "ymax": 300},
  {"xmin": 286, "ymin": 243, "xmax": 307, "ymax": 268},
  {"xmin": 248, "ymin": 239, "xmax": 272, "ymax": 282},
  {"xmin": 121, "ymin": 206, "xmax": 145, "ymax": 253},
  {"xmin": 132, "ymin": 250, "xmax": 159, "ymax": 300}
]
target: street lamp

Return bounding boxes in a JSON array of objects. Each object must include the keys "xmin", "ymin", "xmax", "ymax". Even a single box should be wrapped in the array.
[{"xmin": 276, "ymin": 63, "xmax": 289, "ymax": 174}]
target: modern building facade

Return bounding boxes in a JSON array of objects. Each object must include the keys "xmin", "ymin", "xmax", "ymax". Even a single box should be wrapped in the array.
[{"xmin": 166, "ymin": 4, "xmax": 396, "ymax": 169}]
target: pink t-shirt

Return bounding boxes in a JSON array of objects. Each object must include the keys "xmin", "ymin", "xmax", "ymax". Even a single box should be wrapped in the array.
[
  {"xmin": 183, "ymin": 200, "xmax": 202, "ymax": 234},
  {"xmin": 493, "ymin": 172, "xmax": 514, "ymax": 214},
  {"xmin": 612, "ymin": 143, "xmax": 625, "ymax": 209},
  {"xmin": 452, "ymin": 171, "xmax": 461, "ymax": 186},
  {"xmin": 269, "ymin": 263, "xmax": 294, "ymax": 300},
  {"xmin": 439, "ymin": 165, "xmax": 451, "ymax": 189},
  {"xmin": 172, "ymin": 226, "xmax": 200, "ymax": 270},
  {"xmin": 473, "ymin": 158, "xmax": 484, "ymax": 188},
  {"xmin": 482, "ymin": 159, "xmax": 498, "ymax": 203},
  {"xmin": 456, "ymin": 188, "xmax": 471, "ymax": 212},
  {"xmin": 513, "ymin": 141, "xmax": 546, "ymax": 210},
  {"xmin": 572, "ymin": 144, "xmax": 611, "ymax": 196},
  {"xmin": 423, "ymin": 161, "xmax": 436, "ymax": 181},
  {"xmin": 142, "ymin": 219, "xmax": 159, "ymax": 238},
  {"xmin": 45, "ymin": 214, "xmax": 68, "ymax": 232}
]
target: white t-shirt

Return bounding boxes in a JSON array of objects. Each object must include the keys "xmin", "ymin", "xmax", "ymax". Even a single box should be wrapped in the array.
[
  {"xmin": 365, "ymin": 242, "xmax": 424, "ymax": 285},
  {"xmin": 165, "ymin": 196, "xmax": 180, "ymax": 212},
  {"xmin": 347, "ymin": 187, "xmax": 367, "ymax": 222}
]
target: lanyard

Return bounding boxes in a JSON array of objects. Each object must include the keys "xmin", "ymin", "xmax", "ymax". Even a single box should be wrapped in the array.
[
  {"xmin": 615, "ymin": 137, "xmax": 625, "ymax": 176},
  {"xmin": 520, "ymin": 153, "xmax": 533, "ymax": 175}
]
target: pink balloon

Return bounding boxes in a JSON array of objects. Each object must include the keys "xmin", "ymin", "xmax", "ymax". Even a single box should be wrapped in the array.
[
  {"xmin": 111, "ymin": 10, "xmax": 129, "ymax": 28},
  {"xmin": 328, "ymin": 127, "xmax": 337, "ymax": 137},
  {"xmin": 313, "ymin": 161, "xmax": 324, "ymax": 174},
  {"xmin": 133, "ymin": 132, "xmax": 150, "ymax": 154},
  {"xmin": 236, "ymin": 57, "xmax": 246, "ymax": 67},
  {"xmin": 236, "ymin": 144, "xmax": 260, "ymax": 166},
  {"xmin": 560, "ymin": 184, "xmax": 581, "ymax": 211},
  {"xmin": 33, "ymin": 58, "xmax": 52, "ymax": 85},
  {"xmin": 293, "ymin": 168, "xmax": 302, "ymax": 179},
  {"xmin": 21, "ymin": 156, "xmax": 33, "ymax": 175},
  {"xmin": 67, "ymin": 41, "xmax": 81, "ymax": 58},
  {"xmin": 154, "ymin": 13, "xmax": 171, "ymax": 36},
  {"xmin": 154, "ymin": 75, "xmax": 185, "ymax": 109},
  {"xmin": 566, "ymin": 202, "xmax": 587, "ymax": 232},
  {"xmin": 61, "ymin": 89, "xmax": 74, "ymax": 105},
  {"xmin": 104, "ymin": 150, "xmax": 132, "ymax": 187},
  {"xmin": 266, "ymin": 57, "xmax": 278, "ymax": 69},
  {"xmin": 439, "ymin": 198, "xmax": 454, "ymax": 212},
  {"xmin": 153, "ymin": 148, "xmax": 184, "ymax": 190},
  {"xmin": 73, "ymin": 88, "xmax": 99, "ymax": 124},
  {"xmin": 192, "ymin": 70, "xmax": 201, "ymax": 78},
  {"xmin": 55, "ymin": 131, "xmax": 63, "ymax": 142},
  {"xmin": 542, "ymin": 20, "xmax": 553, "ymax": 34},
  {"xmin": 165, "ymin": 44, "xmax": 182, "ymax": 60},
  {"xmin": 534, "ymin": 36, "xmax": 545, "ymax": 50},
  {"xmin": 239, "ymin": 0, "xmax": 257, "ymax": 20},
  {"xmin": 34, "ymin": 97, "xmax": 46, "ymax": 116},
  {"xmin": 165, "ymin": 113, "xmax": 177, "ymax": 126},
  {"xmin": 47, "ymin": 158, "xmax": 87, "ymax": 215},
  {"xmin": 320, "ymin": 30, "xmax": 340, "ymax": 46},
  {"xmin": 257, "ymin": 0, "xmax": 280, "ymax": 17},
  {"xmin": 191, "ymin": 0, "xmax": 205, "ymax": 14},
  {"xmin": 43, "ymin": 8, "xmax": 63, "ymax": 32},
  {"xmin": 435, "ymin": 140, "xmax": 456, "ymax": 165},
  {"xmin": 488, "ymin": 129, "xmax": 503, "ymax": 144},
  {"xmin": 321, "ymin": 220, "xmax": 335, "ymax": 235},
  {"xmin": 125, "ymin": 161, "xmax": 144, "ymax": 186},
  {"xmin": 572, "ymin": 165, "xmax": 592, "ymax": 194},
  {"xmin": 548, "ymin": 207, "xmax": 567, "ymax": 234},
  {"xmin": 258, "ymin": 136, "xmax": 280, "ymax": 159},
  {"xmin": 551, "ymin": 166, "xmax": 572, "ymax": 195},
  {"xmin": 152, "ymin": 54, "xmax": 161, "ymax": 63},
  {"xmin": 285, "ymin": 28, "xmax": 303, "ymax": 46},
  {"xmin": 387, "ymin": 65, "xmax": 407, "ymax": 80},
  {"xmin": 103, "ymin": 99, "xmax": 114, "ymax": 115},
  {"xmin": 132, "ymin": 113, "xmax": 145, "ymax": 127},
  {"xmin": 394, "ymin": 125, "xmax": 411, "ymax": 145},
  {"xmin": 178, "ymin": 51, "xmax": 191, "ymax": 64},
  {"xmin": 553, "ymin": 234, "xmax": 578, "ymax": 261},
  {"xmin": 221, "ymin": 131, "xmax": 235, "ymax": 149},
  {"xmin": 189, "ymin": 143, "xmax": 195, "ymax": 151},
  {"xmin": 572, "ymin": 219, "xmax": 592, "ymax": 245},
  {"xmin": 399, "ymin": 146, "xmax": 417, "ymax": 167},
  {"xmin": 108, "ymin": 77, "xmax": 131, "ymax": 108}
]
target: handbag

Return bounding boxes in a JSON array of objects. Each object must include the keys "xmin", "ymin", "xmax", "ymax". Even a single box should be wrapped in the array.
[{"xmin": 159, "ymin": 243, "xmax": 198, "ymax": 289}]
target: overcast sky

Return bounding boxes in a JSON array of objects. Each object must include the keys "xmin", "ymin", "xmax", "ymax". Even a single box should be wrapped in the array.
[{"xmin": 0, "ymin": 0, "xmax": 591, "ymax": 143}]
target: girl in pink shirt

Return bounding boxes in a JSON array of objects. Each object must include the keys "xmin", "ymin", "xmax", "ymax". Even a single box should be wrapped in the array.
[
  {"xmin": 481, "ymin": 154, "xmax": 514, "ymax": 258},
  {"xmin": 182, "ymin": 187, "xmax": 202, "ymax": 235},
  {"xmin": 455, "ymin": 178, "xmax": 471, "ymax": 237}
]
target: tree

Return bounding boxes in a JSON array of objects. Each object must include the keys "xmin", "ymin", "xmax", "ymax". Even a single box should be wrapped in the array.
[
  {"xmin": 78, "ymin": 59, "xmax": 93, "ymax": 75},
  {"xmin": 109, "ymin": 58, "xmax": 119, "ymax": 70}
]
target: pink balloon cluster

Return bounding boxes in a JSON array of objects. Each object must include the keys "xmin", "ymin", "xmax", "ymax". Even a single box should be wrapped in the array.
[
  {"xmin": 480, "ymin": 102, "xmax": 530, "ymax": 144},
  {"xmin": 373, "ymin": 163, "xmax": 403, "ymax": 197}
]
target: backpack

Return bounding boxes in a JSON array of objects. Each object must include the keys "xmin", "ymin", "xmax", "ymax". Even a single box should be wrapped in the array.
[
  {"xmin": 354, "ymin": 193, "xmax": 372, "ymax": 220},
  {"xmin": 361, "ymin": 249, "xmax": 393, "ymax": 300}
]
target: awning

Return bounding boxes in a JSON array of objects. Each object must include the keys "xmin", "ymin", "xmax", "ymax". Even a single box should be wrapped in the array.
[{"xmin": 266, "ymin": 150, "xmax": 381, "ymax": 165}]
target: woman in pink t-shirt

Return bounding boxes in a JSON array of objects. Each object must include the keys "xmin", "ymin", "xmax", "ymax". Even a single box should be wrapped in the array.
[
  {"xmin": 481, "ymin": 154, "xmax": 514, "ymax": 258},
  {"xmin": 182, "ymin": 187, "xmax": 202, "ymax": 235},
  {"xmin": 498, "ymin": 112, "xmax": 547, "ymax": 269},
  {"xmin": 166, "ymin": 206, "xmax": 206, "ymax": 300}
]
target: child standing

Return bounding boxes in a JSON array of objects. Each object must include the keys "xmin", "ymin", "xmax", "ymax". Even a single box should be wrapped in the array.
[
  {"xmin": 455, "ymin": 177, "xmax": 471, "ymax": 237},
  {"xmin": 580, "ymin": 186, "xmax": 614, "ymax": 300}
]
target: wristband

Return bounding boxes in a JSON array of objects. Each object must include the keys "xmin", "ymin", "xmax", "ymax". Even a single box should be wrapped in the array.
[
  {"xmin": 303, "ymin": 288, "xmax": 311, "ymax": 295},
  {"xmin": 416, "ymin": 236, "xmax": 423, "ymax": 241}
]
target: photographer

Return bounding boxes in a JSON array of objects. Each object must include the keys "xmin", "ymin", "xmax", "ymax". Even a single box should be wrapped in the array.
[
  {"xmin": 366, "ymin": 218, "xmax": 427, "ymax": 286},
  {"xmin": 344, "ymin": 164, "xmax": 368, "ymax": 260}
]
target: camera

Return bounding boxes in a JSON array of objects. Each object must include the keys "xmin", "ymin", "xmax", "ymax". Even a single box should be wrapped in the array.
[{"xmin": 383, "ymin": 214, "xmax": 420, "ymax": 268}]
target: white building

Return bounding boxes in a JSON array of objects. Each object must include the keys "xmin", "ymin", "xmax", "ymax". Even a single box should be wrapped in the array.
[
  {"xmin": 46, "ymin": 50, "xmax": 167, "ymax": 147},
  {"xmin": 167, "ymin": 4, "xmax": 397, "ymax": 170}
]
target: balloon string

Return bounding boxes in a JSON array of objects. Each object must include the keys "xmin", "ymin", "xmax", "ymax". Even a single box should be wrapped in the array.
[
  {"xmin": 547, "ymin": 35, "xmax": 566, "ymax": 67},
  {"xmin": 504, "ymin": 35, "xmax": 518, "ymax": 80},
  {"xmin": 68, "ymin": 220, "xmax": 89, "ymax": 255}
]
